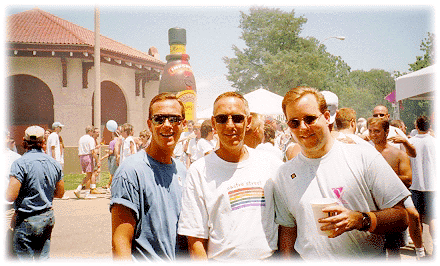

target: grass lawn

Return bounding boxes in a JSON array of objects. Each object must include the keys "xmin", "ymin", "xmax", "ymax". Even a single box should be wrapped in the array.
[{"xmin": 63, "ymin": 171, "xmax": 111, "ymax": 191}]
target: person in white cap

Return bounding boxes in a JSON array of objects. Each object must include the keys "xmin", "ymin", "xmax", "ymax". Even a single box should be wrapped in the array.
[
  {"xmin": 321, "ymin": 91, "xmax": 356, "ymax": 144},
  {"xmin": 6, "ymin": 125, "xmax": 64, "ymax": 260},
  {"xmin": 46, "ymin": 122, "xmax": 64, "ymax": 169}
]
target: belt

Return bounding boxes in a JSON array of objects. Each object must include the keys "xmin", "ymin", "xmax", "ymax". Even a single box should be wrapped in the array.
[{"xmin": 17, "ymin": 207, "xmax": 53, "ymax": 220}]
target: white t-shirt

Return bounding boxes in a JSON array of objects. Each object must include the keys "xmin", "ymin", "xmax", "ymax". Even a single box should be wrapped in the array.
[
  {"xmin": 78, "ymin": 134, "xmax": 95, "ymax": 156},
  {"xmin": 178, "ymin": 148, "xmax": 282, "ymax": 261},
  {"xmin": 187, "ymin": 138, "xmax": 199, "ymax": 162},
  {"xmin": 273, "ymin": 141, "xmax": 410, "ymax": 260},
  {"xmin": 408, "ymin": 133, "xmax": 436, "ymax": 191},
  {"xmin": 46, "ymin": 132, "xmax": 62, "ymax": 163},
  {"xmin": 256, "ymin": 142, "xmax": 283, "ymax": 161},
  {"xmin": 120, "ymin": 136, "xmax": 136, "ymax": 163},
  {"xmin": 336, "ymin": 132, "xmax": 371, "ymax": 147},
  {"xmin": 196, "ymin": 138, "xmax": 216, "ymax": 159}
]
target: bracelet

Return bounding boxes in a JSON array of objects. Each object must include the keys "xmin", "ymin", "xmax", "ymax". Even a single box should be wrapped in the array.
[{"xmin": 367, "ymin": 212, "xmax": 377, "ymax": 233}]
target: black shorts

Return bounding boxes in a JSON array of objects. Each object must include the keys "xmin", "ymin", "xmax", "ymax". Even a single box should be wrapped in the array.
[{"xmin": 411, "ymin": 190, "xmax": 435, "ymax": 223}]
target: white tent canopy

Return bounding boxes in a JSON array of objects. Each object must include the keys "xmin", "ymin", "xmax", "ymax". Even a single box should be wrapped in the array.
[
  {"xmin": 196, "ymin": 89, "xmax": 285, "ymax": 120},
  {"xmin": 395, "ymin": 64, "xmax": 435, "ymax": 101}
]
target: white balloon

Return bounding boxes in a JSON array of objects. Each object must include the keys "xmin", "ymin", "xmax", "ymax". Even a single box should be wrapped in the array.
[{"xmin": 106, "ymin": 120, "xmax": 118, "ymax": 132}]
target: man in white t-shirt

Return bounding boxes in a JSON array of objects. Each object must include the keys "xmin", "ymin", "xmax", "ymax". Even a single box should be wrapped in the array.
[
  {"xmin": 178, "ymin": 92, "xmax": 281, "ymax": 261},
  {"xmin": 186, "ymin": 123, "xmax": 201, "ymax": 167},
  {"xmin": 46, "ymin": 122, "xmax": 64, "ymax": 168},
  {"xmin": 335, "ymin": 108, "xmax": 371, "ymax": 146},
  {"xmin": 274, "ymin": 87, "xmax": 410, "ymax": 260},
  {"xmin": 195, "ymin": 119, "xmax": 216, "ymax": 159},
  {"xmin": 408, "ymin": 116, "xmax": 436, "ymax": 250},
  {"xmin": 74, "ymin": 126, "xmax": 100, "ymax": 198}
]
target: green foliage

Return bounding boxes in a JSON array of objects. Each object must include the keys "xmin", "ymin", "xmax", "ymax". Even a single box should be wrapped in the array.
[
  {"xmin": 224, "ymin": 7, "xmax": 434, "ymax": 129},
  {"xmin": 401, "ymin": 32, "xmax": 435, "ymax": 131},
  {"xmin": 409, "ymin": 32, "xmax": 435, "ymax": 72},
  {"xmin": 223, "ymin": 7, "xmax": 352, "ymax": 96}
]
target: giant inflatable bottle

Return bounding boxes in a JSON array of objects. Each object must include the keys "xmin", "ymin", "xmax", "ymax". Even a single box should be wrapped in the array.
[{"xmin": 159, "ymin": 27, "xmax": 197, "ymax": 122}]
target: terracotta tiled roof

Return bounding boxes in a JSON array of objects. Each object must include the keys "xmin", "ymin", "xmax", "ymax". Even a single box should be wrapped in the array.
[{"xmin": 7, "ymin": 8, "xmax": 165, "ymax": 67}]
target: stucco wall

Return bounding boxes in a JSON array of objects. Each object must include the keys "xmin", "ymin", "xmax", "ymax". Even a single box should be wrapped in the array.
[{"xmin": 7, "ymin": 56, "xmax": 160, "ymax": 174}]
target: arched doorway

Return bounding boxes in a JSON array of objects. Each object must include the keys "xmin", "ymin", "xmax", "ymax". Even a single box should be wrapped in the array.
[
  {"xmin": 8, "ymin": 74, "xmax": 54, "ymax": 154},
  {"xmin": 92, "ymin": 81, "xmax": 127, "ymax": 144}
]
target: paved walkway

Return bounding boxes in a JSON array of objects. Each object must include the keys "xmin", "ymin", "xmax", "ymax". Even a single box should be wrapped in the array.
[
  {"xmin": 6, "ymin": 188, "xmax": 434, "ymax": 261},
  {"xmin": 50, "ymin": 188, "xmax": 112, "ymax": 261}
]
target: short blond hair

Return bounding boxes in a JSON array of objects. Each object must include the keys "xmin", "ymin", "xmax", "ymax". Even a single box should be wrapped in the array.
[{"xmin": 282, "ymin": 87, "xmax": 327, "ymax": 117}]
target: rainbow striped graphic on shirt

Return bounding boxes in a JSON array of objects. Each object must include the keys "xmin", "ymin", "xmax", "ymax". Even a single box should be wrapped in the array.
[{"xmin": 228, "ymin": 187, "xmax": 265, "ymax": 211}]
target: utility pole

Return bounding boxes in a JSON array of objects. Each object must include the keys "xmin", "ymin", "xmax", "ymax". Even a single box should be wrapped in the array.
[{"xmin": 94, "ymin": 6, "xmax": 101, "ymax": 174}]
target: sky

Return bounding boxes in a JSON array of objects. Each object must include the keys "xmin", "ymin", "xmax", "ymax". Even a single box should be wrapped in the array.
[{"xmin": 4, "ymin": 1, "xmax": 436, "ymax": 112}]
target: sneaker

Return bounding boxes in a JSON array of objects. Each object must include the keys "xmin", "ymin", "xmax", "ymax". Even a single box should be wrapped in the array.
[
  {"xmin": 90, "ymin": 188, "xmax": 102, "ymax": 194},
  {"xmin": 74, "ymin": 190, "xmax": 81, "ymax": 199}
]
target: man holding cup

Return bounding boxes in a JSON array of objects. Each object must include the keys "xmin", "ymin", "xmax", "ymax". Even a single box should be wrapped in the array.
[{"xmin": 273, "ymin": 87, "xmax": 410, "ymax": 260}]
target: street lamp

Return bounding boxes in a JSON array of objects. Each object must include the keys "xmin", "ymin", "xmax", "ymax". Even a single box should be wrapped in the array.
[{"xmin": 321, "ymin": 36, "xmax": 346, "ymax": 43}]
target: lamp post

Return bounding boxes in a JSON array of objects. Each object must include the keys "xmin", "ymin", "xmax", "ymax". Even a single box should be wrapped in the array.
[{"xmin": 321, "ymin": 36, "xmax": 346, "ymax": 43}]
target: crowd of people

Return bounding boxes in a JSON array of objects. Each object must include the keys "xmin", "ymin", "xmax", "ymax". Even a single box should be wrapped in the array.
[{"xmin": 4, "ymin": 87, "xmax": 435, "ymax": 261}]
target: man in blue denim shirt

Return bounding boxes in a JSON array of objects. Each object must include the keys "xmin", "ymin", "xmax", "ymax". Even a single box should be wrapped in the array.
[{"xmin": 6, "ymin": 125, "xmax": 65, "ymax": 260}]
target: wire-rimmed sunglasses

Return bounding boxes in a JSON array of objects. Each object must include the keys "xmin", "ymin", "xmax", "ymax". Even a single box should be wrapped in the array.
[
  {"xmin": 214, "ymin": 114, "xmax": 246, "ymax": 124},
  {"xmin": 287, "ymin": 113, "xmax": 323, "ymax": 129},
  {"xmin": 151, "ymin": 115, "xmax": 183, "ymax": 125}
]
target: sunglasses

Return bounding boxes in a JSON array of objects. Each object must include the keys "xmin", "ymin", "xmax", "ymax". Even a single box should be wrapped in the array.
[
  {"xmin": 287, "ymin": 114, "xmax": 323, "ymax": 129},
  {"xmin": 373, "ymin": 114, "xmax": 386, "ymax": 118},
  {"xmin": 214, "ymin": 114, "xmax": 246, "ymax": 124},
  {"xmin": 151, "ymin": 115, "xmax": 183, "ymax": 125}
]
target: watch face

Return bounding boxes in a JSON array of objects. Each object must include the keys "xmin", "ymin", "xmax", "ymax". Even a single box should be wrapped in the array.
[{"xmin": 361, "ymin": 213, "xmax": 371, "ymax": 231}]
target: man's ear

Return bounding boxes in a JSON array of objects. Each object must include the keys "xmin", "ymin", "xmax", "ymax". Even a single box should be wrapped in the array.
[
  {"xmin": 323, "ymin": 111, "xmax": 331, "ymax": 124},
  {"xmin": 147, "ymin": 119, "xmax": 152, "ymax": 131},
  {"xmin": 181, "ymin": 119, "xmax": 187, "ymax": 129},
  {"xmin": 246, "ymin": 115, "xmax": 253, "ymax": 131}
]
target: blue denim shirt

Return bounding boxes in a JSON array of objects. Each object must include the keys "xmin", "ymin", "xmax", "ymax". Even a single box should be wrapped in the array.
[{"xmin": 9, "ymin": 149, "xmax": 63, "ymax": 213}]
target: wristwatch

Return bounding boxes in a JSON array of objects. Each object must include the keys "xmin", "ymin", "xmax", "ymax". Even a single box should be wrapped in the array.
[{"xmin": 359, "ymin": 212, "xmax": 371, "ymax": 231}]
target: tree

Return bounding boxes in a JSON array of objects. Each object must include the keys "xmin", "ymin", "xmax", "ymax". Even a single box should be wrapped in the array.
[
  {"xmin": 224, "ymin": 7, "xmax": 351, "ymax": 96},
  {"xmin": 399, "ymin": 32, "xmax": 435, "ymax": 131},
  {"xmin": 334, "ymin": 69, "xmax": 395, "ymax": 119},
  {"xmin": 408, "ymin": 32, "xmax": 435, "ymax": 71}
]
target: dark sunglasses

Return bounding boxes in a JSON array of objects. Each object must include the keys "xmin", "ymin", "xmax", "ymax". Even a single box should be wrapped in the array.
[
  {"xmin": 151, "ymin": 115, "xmax": 183, "ymax": 125},
  {"xmin": 214, "ymin": 114, "xmax": 246, "ymax": 124},
  {"xmin": 287, "ymin": 114, "xmax": 323, "ymax": 129},
  {"xmin": 373, "ymin": 114, "xmax": 386, "ymax": 118}
]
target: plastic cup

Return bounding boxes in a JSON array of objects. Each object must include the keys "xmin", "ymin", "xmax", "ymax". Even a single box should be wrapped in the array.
[{"xmin": 310, "ymin": 198, "xmax": 339, "ymax": 236}]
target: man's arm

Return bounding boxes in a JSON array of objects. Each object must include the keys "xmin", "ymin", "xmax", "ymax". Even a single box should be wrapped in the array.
[
  {"xmin": 319, "ymin": 199, "xmax": 408, "ymax": 237},
  {"xmin": 51, "ymin": 145, "xmax": 56, "ymax": 159},
  {"xmin": 6, "ymin": 176, "xmax": 21, "ymax": 202},
  {"xmin": 130, "ymin": 140, "xmax": 136, "ymax": 155},
  {"xmin": 388, "ymin": 135, "xmax": 417, "ymax": 158},
  {"xmin": 111, "ymin": 204, "xmax": 136, "ymax": 260},
  {"xmin": 397, "ymin": 152, "xmax": 412, "ymax": 188},
  {"xmin": 278, "ymin": 225, "xmax": 300, "ymax": 259},
  {"xmin": 115, "ymin": 139, "xmax": 122, "ymax": 165},
  {"xmin": 187, "ymin": 236, "xmax": 208, "ymax": 260},
  {"xmin": 53, "ymin": 180, "xmax": 65, "ymax": 198}
]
